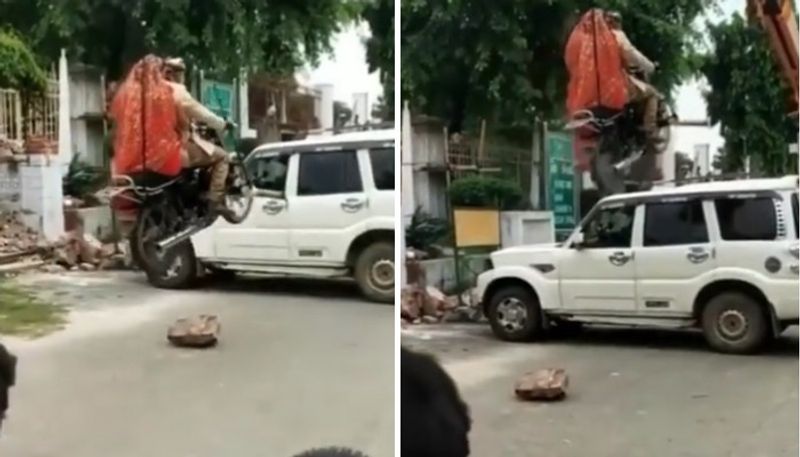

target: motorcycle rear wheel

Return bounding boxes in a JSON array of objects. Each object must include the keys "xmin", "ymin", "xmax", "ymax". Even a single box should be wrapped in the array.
[{"xmin": 132, "ymin": 206, "xmax": 198, "ymax": 289}]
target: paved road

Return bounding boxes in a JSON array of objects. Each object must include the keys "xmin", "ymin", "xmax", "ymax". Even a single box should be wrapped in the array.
[
  {"xmin": 0, "ymin": 272, "xmax": 394, "ymax": 457},
  {"xmin": 403, "ymin": 323, "xmax": 798, "ymax": 457}
]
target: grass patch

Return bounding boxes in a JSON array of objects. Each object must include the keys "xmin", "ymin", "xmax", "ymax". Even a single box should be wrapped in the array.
[{"xmin": 0, "ymin": 281, "xmax": 67, "ymax": 337}]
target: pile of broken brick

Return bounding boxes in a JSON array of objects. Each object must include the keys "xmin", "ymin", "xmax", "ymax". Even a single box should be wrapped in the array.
[
  {"xmin": 401, "ymin": 252, "xmax": 481, "ymax": 327},
  {"xmin": 0, "ymin": 210, "xmax": 131, "ymax": 276}
]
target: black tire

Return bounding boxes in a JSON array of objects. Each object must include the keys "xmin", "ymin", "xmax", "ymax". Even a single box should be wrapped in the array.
[
  {"xmin": 354, "ymin": 241, "xmax": 394, "ymax": 303},
  {"xmin": 487, "ymin": 285, "xmax": 542, "ymax": 342},
  {"xmin": 700, "ymin": 292, "xmax": 769, "ymax": 354},
  {"xmin": 145, "ymin": 241, "xmax": 199, "ymax": 289},
  {"xmin": 292, "ymin": 448, "xmax": 369, "ymax": 457},
  {"xmin": 590, "ymin": 152, "xmax": 625, "ymax": 197}
]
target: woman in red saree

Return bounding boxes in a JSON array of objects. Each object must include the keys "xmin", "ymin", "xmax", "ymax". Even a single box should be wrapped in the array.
[{"xmin": 110, "ymin": 54, "xmax": 183, "ymax": 177}]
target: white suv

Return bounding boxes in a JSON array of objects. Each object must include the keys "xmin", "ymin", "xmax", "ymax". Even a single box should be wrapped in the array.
[
  {"xmin": 475, "ymin": 176, "xmax": 799, "ymax": 354},
  {"xmin": 163, "ymin": 129, "xmax": 395, "ymax": 303}
]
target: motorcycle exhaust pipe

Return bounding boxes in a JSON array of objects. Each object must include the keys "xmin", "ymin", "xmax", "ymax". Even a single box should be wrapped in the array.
[
  {"xmin": 154, "ymin": 224, "xmax": 204, "ymax": 254},
  {"xmin": 613, "ymin": 150, "xmax": 644, "ymax": 172}
]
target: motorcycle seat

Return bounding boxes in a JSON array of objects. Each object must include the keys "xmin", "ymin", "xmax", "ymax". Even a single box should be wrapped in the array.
[{"xmin": 128, "ymin": 171, "xmax": 181, "ymax": 190}]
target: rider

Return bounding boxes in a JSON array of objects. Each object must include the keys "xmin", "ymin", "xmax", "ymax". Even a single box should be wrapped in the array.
[
  {"xmin": 604, "ymin": 11, "xmax": 660, "ymax": 147},
  {"xmin": 162, "ymin": 57, "xmax": 235, "ymax": 217}
]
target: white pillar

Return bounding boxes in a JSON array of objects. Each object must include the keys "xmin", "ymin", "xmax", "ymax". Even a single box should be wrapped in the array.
[
  {"xmin": 57, "ymin": 48, "xmax": 72, "ymax": 175},
  {"xmin": 237, "ymin": 69, "xmax": 257, "ymax": 139},
  {"xmin": 401, "ymin": 101, "xmax": 415, "ymax": 286},
  {"xmin": 315, "ymin": 84, "xmax": 334, "ymax": 133},
  {"xmin": 352, "ymin": 92, "xmax": 368, "ymax": 126},
  {"xmin": 20, "ymin": 155, "xmax": 64, "ymax": 240}
]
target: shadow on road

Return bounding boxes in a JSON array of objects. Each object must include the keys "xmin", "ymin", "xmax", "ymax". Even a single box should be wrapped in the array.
[
  {"xmin": 431, "ymin": 323, "xmax": 799, "ymax": 358},
  {"xmin": 542, "ymin": 326, "xmax": 799, "ymax": 358},
  {"xmin": 201, "ymin": 274, "xmax": 368, "ymax": 301}
]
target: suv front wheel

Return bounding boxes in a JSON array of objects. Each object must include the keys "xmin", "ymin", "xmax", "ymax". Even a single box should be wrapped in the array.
[
  {"xmin": 700, "ymin": 292, "xmax": 769, "ymax": 354},
  {"xmin": 487, "ymin": 285, "xmax": 542, "ymax": 342},
  {"xmin": 354, "ymin": 241, "xmax": 394, "ymax": 303}
]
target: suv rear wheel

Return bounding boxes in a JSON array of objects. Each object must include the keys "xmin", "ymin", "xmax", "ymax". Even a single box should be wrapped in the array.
[
  {"xmin": 354, "ymin": 241, "xmax": 394, "ymax": 303},
  {"xmin": 700, "ymin": 292, "xmax": 769, "ymax": 354},
  {"xmin": 487, "ymin": 285, "xmax": 542, "ymax": 342}
]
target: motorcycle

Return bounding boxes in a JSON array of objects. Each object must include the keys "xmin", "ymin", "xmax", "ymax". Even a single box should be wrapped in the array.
[
  {"xmin": 106, "ymin": 123, "xmax": 254, "ymax": 288},
  {"xmin": 566, "ymin": 70, "xmax": 678, "ymax": 197}
]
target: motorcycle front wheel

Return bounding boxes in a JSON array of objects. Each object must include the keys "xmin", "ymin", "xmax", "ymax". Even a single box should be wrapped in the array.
[{"xmin": 222, "ymin": 160, "xmax": 254, "ymax": 224}]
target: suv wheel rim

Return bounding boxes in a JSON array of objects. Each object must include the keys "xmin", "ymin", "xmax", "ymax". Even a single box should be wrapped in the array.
[
  {"xmin": 717, "ymin": 309, "xmax": 749, "ymax": 340},
  {"xmin": 497, "ymin": 298, "xmax": 527, "ymax": 333},
  {"xmin": 370, "ymin": 259, "xmax": 394, "ymax": 290}
]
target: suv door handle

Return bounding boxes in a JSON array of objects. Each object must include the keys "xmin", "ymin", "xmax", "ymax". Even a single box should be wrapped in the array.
[
  {"xmin": 608, "ymin": 251, "xmax": 632, "ymax": 266},
  {"xmin": 341, "ymin": 198, "xmax": 366, "ymax": 213},
  {"xmin": 262, "ymin": 199, "xmax": 285, "ymax": 215},
  {"xmin": 687, "ymin": 247, "xmax": 710, "ymax": 264}
]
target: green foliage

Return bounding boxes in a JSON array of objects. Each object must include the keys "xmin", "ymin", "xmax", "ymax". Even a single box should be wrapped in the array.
[
  {"xmin": 362, "ymin": 0, "xmax": 394, "ymax": 120},
  {"xmin": 701, "ymin": 13, "xmax": 798, "ymax": 176},
  {"xmin": 405, "ymin": 206, "xmax": 450, "ymax": 250},
  {"xmin": 401, "ymin": 0, "xmax": 714, "ymax": 131},
  {"xmin": 0, "ymin": 30, "xmax": 47, "ymax": 93},
  {"xmin": 63, "ymin": 154, "xmax": 105, "ymax": 202},
  {"xmin": 449, "ymin": 175, "xmax": 524, "ymax": 210},
  {"xmin": 0, "ymin": 0, "xmax": 359, "ymax": 80}
]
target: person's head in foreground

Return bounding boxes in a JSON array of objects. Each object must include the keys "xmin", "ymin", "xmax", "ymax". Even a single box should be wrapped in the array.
[
  {"xmin": 401, "ymin": 346, "xmax": 471, "ymax": 457},
  {"xmin": 0, "ymin": 342, "xmax": 17, "ymax": 434}
]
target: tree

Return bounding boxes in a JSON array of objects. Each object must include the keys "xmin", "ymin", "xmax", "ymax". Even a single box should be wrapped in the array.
[
  {"xmin": 701, "ymin": 13, "xmax": 798, "ymax": 176},
  {"xmin": 362, "ymin": 0, "xmax": 394, "ymax": 120},
  {"xmin": 0, "ymin": 0, "xmax": 359, "ymax": 80},
  {"xmin": 401, "ymin": 0, "xmax": 714, "ymax": 132},
  {"xmin": 0, "ymin": 30, "xmax": 46, "ymax": 93}
]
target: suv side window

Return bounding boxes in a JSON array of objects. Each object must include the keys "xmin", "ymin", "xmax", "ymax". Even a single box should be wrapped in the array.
[
  {"xmin": 714, "ymin": 197, "xmax": 777, "ymax": 241},
  {"xmin": 369, "ymin": 147, "xmax": 394, "ymax": 190},
  {"xmin": 644, "ymin": 200, "xmax": 708, "ymax": 246},
  {"xmin": 581, "ymin": 204, "xmax": 636, "ymax": 249},
  {"xmin": 248, "ymin": 153, "xmax": 290, "ymax": 194},
  {"xmin": 297, "ymin": 150, "xmax": 362, "ymax": 196}
]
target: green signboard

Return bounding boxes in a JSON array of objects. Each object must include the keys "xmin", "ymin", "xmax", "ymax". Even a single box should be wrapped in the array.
[
  {"xmin": 547, "ymin": 132, "xmax": 576, "ymax": 239},
  {"xmin": 200, "ymin": 79, "xmax": 236, "ymax": 150}
]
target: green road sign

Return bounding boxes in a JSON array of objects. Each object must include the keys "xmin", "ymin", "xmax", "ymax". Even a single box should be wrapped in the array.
[
  {"xmin": 547, "ymin": 132, "xmax": 576, "ymax": 239},
  {"xmin": 200, "ymin": 79, "xmax": 237, "ymax": 150}
]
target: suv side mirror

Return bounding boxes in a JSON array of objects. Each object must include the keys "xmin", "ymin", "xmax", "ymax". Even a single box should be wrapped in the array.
[{"xmin": 571, "ymin": 232, "xmax": 585, "ymax": 250}]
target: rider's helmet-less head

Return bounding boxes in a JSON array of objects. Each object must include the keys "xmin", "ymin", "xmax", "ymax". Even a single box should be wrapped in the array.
[
  {"xmin": 604, "ymin": 10, "xmax": 622, "ymax": 29},
  {"xmin": 163, "ymin": 57, "xmax": 187, "ymax": 84}
]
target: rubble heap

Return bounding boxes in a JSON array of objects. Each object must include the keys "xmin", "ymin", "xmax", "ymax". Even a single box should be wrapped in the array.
[
  {"xmin": 0, "ymin": 210, "xmax": 129, "ymax": 274},
  {"xmin": 0, "ymin": 136, "xmax": 24, "ymax": 160},
  {"xmin": 401, "ymin": 250, "xmax": 480, "ymax": 326}
]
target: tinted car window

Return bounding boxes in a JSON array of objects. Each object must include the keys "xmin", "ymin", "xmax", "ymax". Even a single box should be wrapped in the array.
[
  {"xmin": 714, "ymin": 197, "xmax": 777, "ymax": 241},
  {"xmin": 644, "ymin": 200, "xmax": 708, "ymax": 246},
  {"xmin": 297, "ymin": 150, "xmax": 362, "ymax": 196},
  {"xmin": 581, "ymin": 204, "xmax": 636, "ymax": 249},
  {"xmin": 369, "ymin": 147, "xmax": 394, "ymax": 190}
]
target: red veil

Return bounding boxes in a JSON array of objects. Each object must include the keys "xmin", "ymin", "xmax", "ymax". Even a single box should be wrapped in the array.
[
  {"xmin": 564, "ymin": 9, "xmax": 628, "ymax": 115},
  {"xmin": 564, "ymin": 10, "xmax": 629, "ymax": 171},
  {"xmin": 110, "ymin": 55, "xmax": 183, "ymax": 177}
]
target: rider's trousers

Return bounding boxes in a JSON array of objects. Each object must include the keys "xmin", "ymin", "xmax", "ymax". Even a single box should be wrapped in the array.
[{"xmin": 185, "ymin": 143, "xmax": 229, "ymax": 203}]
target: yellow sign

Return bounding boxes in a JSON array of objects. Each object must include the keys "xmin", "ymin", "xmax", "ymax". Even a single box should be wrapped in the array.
[{"xmin": 453, "ymin": 208, "xmax": 500, "ymax": 247}]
